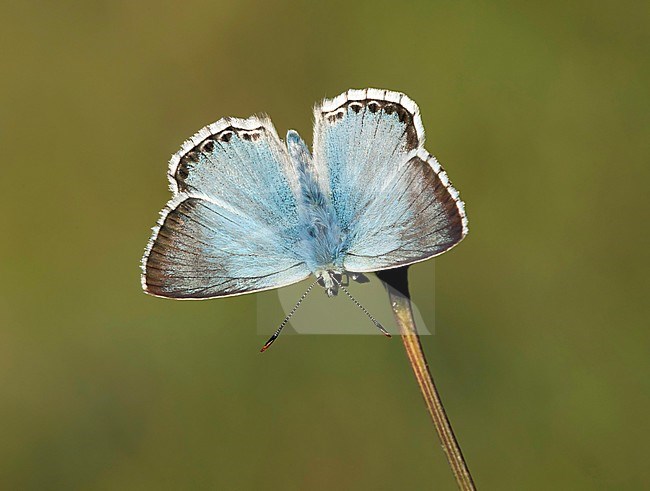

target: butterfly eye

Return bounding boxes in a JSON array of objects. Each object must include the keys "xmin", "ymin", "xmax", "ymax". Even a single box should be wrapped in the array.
[{"xmin": 351, "ymin": 273, "xmax": 370, "ymax": 284}]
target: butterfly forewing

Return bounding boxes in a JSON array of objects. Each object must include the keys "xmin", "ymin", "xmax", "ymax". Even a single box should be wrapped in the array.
[{"xmin": 312, "ymin": 89, "xmax": 468, "ymax": 272}]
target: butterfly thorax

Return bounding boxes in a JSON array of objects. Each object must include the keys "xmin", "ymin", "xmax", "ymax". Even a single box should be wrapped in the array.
[{"xmin": 287, "ymin": 130, "xmax": 346, "ymax": 287}]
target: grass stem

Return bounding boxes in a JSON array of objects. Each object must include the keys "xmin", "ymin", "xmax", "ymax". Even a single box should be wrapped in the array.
[{"xmin": 378, "ymin": 267, "xmax": 476, "ymax": 490}]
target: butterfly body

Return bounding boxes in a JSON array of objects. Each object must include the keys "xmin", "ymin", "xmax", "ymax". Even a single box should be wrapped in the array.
[
  {"xmin": 142, "ymin": 89, "xmax": 468, "ymax": 300},
  {"xmin": 288, "ymin": 130, "xmax": 346, "ymax": 282}
]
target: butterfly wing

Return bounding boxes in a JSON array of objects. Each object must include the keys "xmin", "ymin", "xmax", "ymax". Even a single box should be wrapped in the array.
[
  {"xmin": 142, "ymin": 116, "xmax": 310, "ymax": 298},
  {"xmin": 312, "ymin": 88, "xmax": 468, "ymax": 272}
]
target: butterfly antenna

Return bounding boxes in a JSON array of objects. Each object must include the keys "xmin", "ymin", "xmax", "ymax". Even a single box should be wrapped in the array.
[
  {"xmin": 260, "ymin": 279, "xmax": 319, "ymax": 353},
  {"xmin": 333, "ymin": 278, "xmax": 391, "ymax": 338}
]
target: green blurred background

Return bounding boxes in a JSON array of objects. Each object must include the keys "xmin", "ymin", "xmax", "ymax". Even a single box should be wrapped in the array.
[{"xmin": 2, "ymin": 1, "xmax": 648, "ymax": 489}]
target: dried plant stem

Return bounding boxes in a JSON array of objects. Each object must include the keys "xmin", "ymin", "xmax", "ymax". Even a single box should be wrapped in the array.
[{"xmin": 379, "ymin": 268, "xmax": 476, "ymax": 490}]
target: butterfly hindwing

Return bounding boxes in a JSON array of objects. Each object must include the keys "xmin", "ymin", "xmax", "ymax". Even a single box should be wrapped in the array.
[
  {"xmin": 142, "ymin": 117, "xmax": 309, "ymax": 298},
  {"xmin": 312, "ymin": 88, "xmax": 468, "ymax": 272}
]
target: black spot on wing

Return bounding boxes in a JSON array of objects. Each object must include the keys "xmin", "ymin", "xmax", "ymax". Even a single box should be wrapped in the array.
[
  {"xmin": 320, "ymin": 97, "xmax": 421, "ymax": 151},
  {"xmin": 173, "ymin": 125, "xmax": 267, "ymax": 191}
]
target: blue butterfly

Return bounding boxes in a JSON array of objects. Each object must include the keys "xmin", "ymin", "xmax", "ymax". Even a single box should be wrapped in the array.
[{"xmin": 141, "ymin": 89, "xmax": 468, "ymax": 350}]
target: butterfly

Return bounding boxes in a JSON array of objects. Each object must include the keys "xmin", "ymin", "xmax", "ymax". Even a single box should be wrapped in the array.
[{"xmin": 141, "ymin": 88, "xmax": 468, "ymax": 350}]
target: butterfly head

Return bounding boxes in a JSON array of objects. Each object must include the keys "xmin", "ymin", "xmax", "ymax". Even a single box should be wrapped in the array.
[
  {"xmin": 316, "ymin": 270, "xmax": 371, "ymax": 297},
  {"xmin": 317, "ymin": 270, "xmax": 342, "ymax": 297}
]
